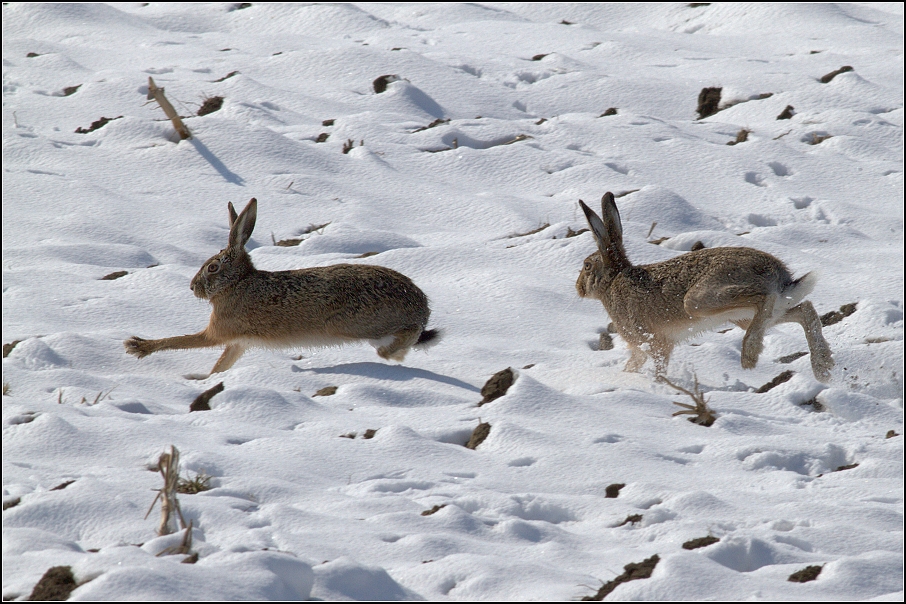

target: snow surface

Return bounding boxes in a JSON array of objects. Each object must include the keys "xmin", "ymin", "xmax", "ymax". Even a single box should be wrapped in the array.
[{"xmin": 2, "ymin": 2, "xmax": 903, "ymax": 601}]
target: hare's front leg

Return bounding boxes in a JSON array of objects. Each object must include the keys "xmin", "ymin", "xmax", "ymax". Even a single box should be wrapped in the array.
[
  {"xmin": 125, "ymin": 330, "xmax": 215, "ymax": 358},
  {"xmin": 623, "ymin": 342, "xmax": 647, "ymax": 372}
]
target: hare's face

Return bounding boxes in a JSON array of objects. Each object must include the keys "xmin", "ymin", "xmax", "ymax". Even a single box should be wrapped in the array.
[
  {"xmin": 576, "ymin": 252, "xmax": 607, "ymax": 300},
  {"xmin": 190, "ymin": 249, "xmax": 251, "ymax": 300}
]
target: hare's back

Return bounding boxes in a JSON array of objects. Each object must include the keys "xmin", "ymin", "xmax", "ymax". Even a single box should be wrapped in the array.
[
  {"xmin": 282, "ymin": 262, "xmax": 429, "ymax": 325},
  {"xmin": 645, "ymin": 246, "xmax": 794, "ymax": 290}
]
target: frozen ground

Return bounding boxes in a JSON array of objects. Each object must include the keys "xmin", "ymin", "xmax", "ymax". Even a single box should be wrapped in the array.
[{"xmin": 2, "ymin": 3, "xmax": 903, "ymax": 601}]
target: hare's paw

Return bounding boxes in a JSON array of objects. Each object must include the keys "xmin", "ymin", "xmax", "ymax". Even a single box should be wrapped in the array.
[
  {"xmin": 740, "ymin": 337, "xmax": 764, "ymax": 369},
  {"xmin": 811, "ymin": 349, "xmax": 835, "ymax": 383},
  {"xmin": 377, "ymin": 346, "xmax": 409, "ymax": 362},
  {"xmin": 124, "ymin": 336, "xmax": 153, "ymax": 358},
  {"xmin": 623, "ymin": 347, "xmax": 647, "ymax": 373}
]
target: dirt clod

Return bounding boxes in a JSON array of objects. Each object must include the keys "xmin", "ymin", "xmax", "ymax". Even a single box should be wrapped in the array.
[
  {"xmin": 696, "ymin": 87, "xmax": 722, "ymax": 119},
  {"xmin": 755, "ymin": 370, "xmax": 794, "ymax": 393},
  {"xmin": 213, "ymin": 71, "xmax": 239, "ymax": 82},
  {"xmin": 421, "ymin": 504, "xmax": 447, "ymax": 516},
  {"xmin": 479, "ymin": 368, "xmax": 515, "ymax": 406},
  {"xmin": 413, "ymin": 118, "xmax": 450, "ymax": 133},
  {"xmin": 617, "ymin": 514, "xmax": 643, "ymax": 527},
  {"xmin": 197, "ymin": 96, "xmax": 224, "ymax": 116},
  {"xmin": 600, "ymin": 107, "xmax": 618, "ymax": 116},
  {"xmin": 820, "ymin": 302, "xmax": 857, "ymax": 326},
  {"xmin": 820, "ymin": 66, "xmax": 853, "ymax": 83},
  {"xmin": 788, "ymin": 564, "xmax": 823, "ymax": 582},
  {"xmin": 28, "ymin": 566, "xmax": 77, "ymax": 601},
  {"xmin": 3, "ymin": 497, "xmax": 21, "ymax": 511},
  {"xmin": 565, "ymin": 227, "xmax": 589, "ymax": 238},
  {"xmin": 598, "ymin": 332, "xmax": 614, "ymax": 351},
  {"xmin": 886, "ymin": 430, "xmax": 899, "ymax": 439},
  {"xmin": 372, "ymin": 74, "xmax": 398, "ymax": 94},
  {"xmin": 799, "ymin": 397, "xmax": 825, "ymax": 412},
  {"xmin": 582, "ymin": 554, "xmax": 659, "ymax": 601},
  {"xmin": 777, "ymin": 351, "xmax": 807, "ymax": 364},
  {"xmin": 3, "ymin": 340, "xmax": 22, "ymax": 358},
  {"xmin": 322, "ymin": 119, "xmax": 335, "ymax": 126},
  {"xmin": 100, "ymin": 270, "xmax": 128, "ymax": 280},
  {"xmin": 315, "ymin": 132, "xmax": 329, "ymax": 143},
  {"xmin": 777, "ymin": 105, "xmax": 795, "ymax": 120},
  {"xmin": 75, "ymin": 116, "xmax": 122, "ymax": 134},
  {"xmin": 50, "ymin": 480, "xmax": 75, "ymax": 491},
  {"xmin": 190, "ymin": 382, "xmax": 223, "ymax": 412},
  {"xmin": 682, "ymin": 535, "xmax": 719, "ymax": 550},
  {"xmin": 726, "ymin": 129, "xmax": 750, "ymax": 146},
  {"xmin": 314, "ymin": 386, "xmax": 338, "ymax": 397},
  {"xmin": 465, "ymin": 422, "xmax": 491, "ymax": 449},
  {"xmin": 362, "ymin": 429, "xmax": 378, "ymax": 439},
  {"xmin": 834, "ymin": 463, "xmax": 859, "ymax": 472},
  {"xmin": 604, "ymin": 483, "xmax": 625, "ymax": 498}
]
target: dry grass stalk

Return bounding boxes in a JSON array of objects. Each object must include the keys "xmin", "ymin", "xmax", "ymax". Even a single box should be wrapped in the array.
[
  {"xmin": 660, "ymin": 375, "xmax": 716, "ymax": 426},
  {"xmin": 156, "ymin": 521, "xmax": 194, "ymax": 557},
  {"xmin": 145, "ymin": 445, "xmax": 187, "ymax": 535},
  {"xmin": 177, "ymin": 471, "xmax": 213, "ymax": 494},
  {"xmin": 147, "ymin": 77, "xmax": 191, "ymax": 140}
]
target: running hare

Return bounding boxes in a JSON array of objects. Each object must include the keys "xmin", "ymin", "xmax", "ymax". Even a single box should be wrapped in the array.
[
  {"xmin": 125, "ymin": 198, "xmax": 439, "ymax": 377},
  {"xmin": 576, "ymin": 192, "xmax": 833, "ymax": 382}
]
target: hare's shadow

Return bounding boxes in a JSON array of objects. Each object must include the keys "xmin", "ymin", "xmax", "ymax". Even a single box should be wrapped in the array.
[{"xmin": 294, "ymin": 362, "xmax": 480, "ymax": 392}]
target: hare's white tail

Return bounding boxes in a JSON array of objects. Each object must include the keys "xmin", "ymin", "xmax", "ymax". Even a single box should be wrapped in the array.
[{"xmin": 775, "ymin": 272, "xmax": 818, "ymax": 319}]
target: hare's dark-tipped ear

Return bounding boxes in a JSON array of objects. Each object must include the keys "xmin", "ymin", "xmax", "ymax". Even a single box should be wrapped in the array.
[
  {"xmin": 228, "ymin": 197, "xmax": 257, "ymax": 250},
  {"xmin": 579, "ymin": 199, "xmax": 609, "ymax": 253},
  {"xmin": 600, "ymin": 192, "xmax": 623, "ymax": 242},
  {"xmin": 580, "ymin": 193, "xmax": 628, "ymax": 270},
  {"xmin": 227, "ymin": 202, "xmax": 238, "ymax": 227}
]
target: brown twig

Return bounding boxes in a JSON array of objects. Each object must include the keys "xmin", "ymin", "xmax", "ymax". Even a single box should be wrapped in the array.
[
  {"xmin": 144, "ymin": 446, "xmax": 188, "ymax": 535},
  {"xmin": 659, "ymin": 375, "xmax": 717, "ymax": 426},
  {"xmin": 147, "ymin": 77, "xmax": 191, "ymax": 140}
]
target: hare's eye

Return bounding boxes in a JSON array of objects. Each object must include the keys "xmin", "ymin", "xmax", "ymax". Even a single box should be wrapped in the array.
[
  {"xmin": 584, "ymin": 261, "xmax": 592, "ymax": 271},
  {"xmin": 207, "ymin": 262, "xmax": 220, "ymax": 273}
]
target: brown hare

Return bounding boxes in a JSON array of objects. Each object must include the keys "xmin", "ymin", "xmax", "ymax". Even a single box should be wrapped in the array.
[
  {"xmin": 125, "ymin": 198, "xmax": 439, "ymax": 377},
  {"xmin": 576, "ymin": 192, "xmax": 833, "ymax": 382}
]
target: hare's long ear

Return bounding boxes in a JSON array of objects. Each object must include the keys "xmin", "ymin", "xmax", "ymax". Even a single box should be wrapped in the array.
[
  {"xmin": 228, "ymin": 198, "xmax": 257, "ymax": 250},
  {"xmin": 227, "ymin": 202, "xmax": 239, "ymax": 227},
  {"xmin": 599, "ymin": 192, "xmax": 623, "ymax": 244},
  {"xmin": 579, "ymin": 193, "xmax": 628, "ymax": 270}
]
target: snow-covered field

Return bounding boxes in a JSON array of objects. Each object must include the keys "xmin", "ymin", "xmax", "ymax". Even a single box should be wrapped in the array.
[{"xmin": 2, "ymin": 3, "xmax": 903, "ymax": 600}]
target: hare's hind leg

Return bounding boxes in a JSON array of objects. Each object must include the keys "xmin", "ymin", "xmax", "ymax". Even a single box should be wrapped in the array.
[
  {"xmin": 777, "ymin": 301, "xmax": 834, "ymax": 382},
  {"xmin": 684, "ymin": 285, "xmax": 772, "ymax": 370},
  {"xmin": 375, "ymin": 326, "xmax": 421, "ymax": 362},
  {"xmin": 209, "ymin": 343, "xmax": 247, "ymax": 375},
  {"xmin": 738, "ymin": 295, "xmax": 777, "ymax": 369}
]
